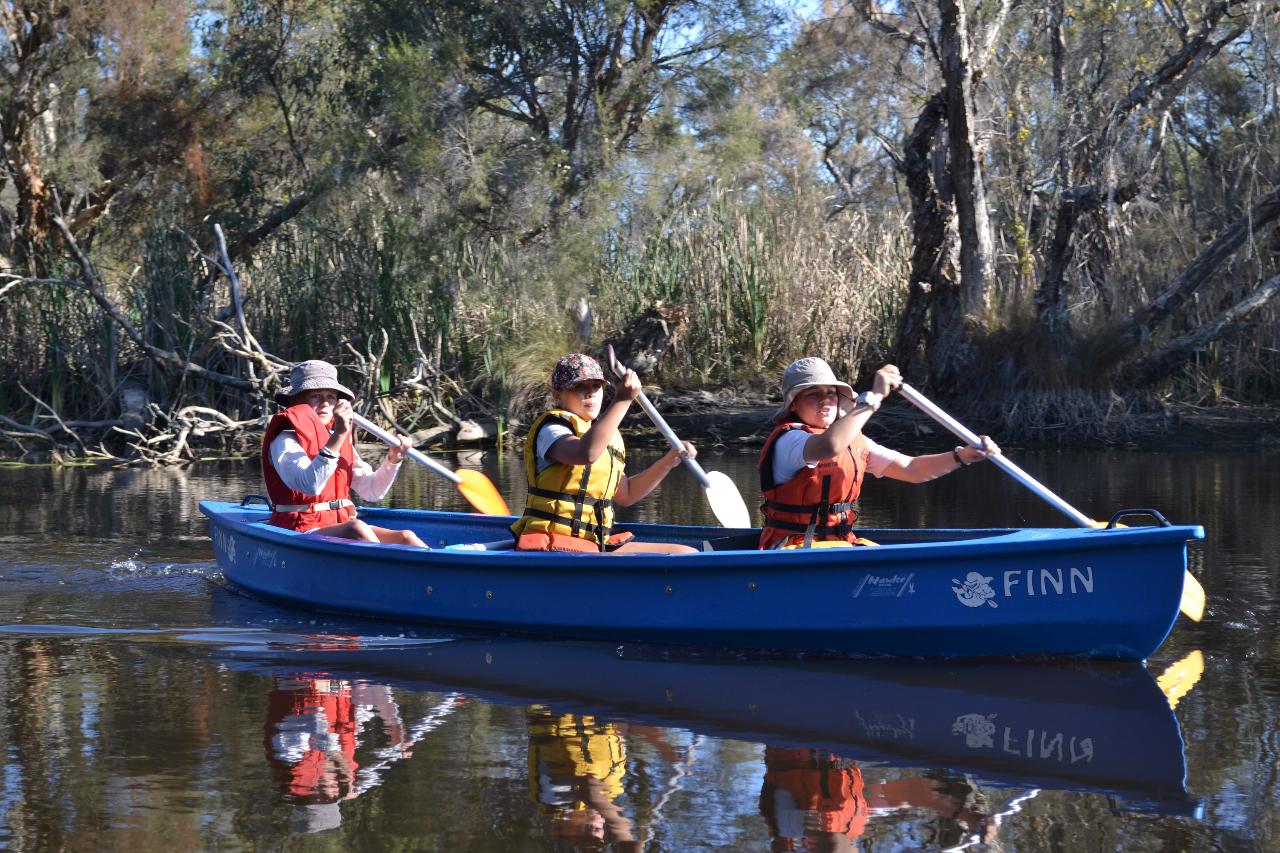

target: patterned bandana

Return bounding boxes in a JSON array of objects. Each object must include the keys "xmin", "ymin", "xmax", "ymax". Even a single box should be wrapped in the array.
[{"xmin": 551, "ymin": 353, "xmax": 605, "ymax": 390}]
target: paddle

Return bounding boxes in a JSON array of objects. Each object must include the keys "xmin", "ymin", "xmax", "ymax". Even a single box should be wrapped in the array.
[
  {"xmin": 896, "ymin": 382, "xmax": 1206, "ymax": 623},
  {"xmin": 351, "ymin": 412, "xmax": 510, "ymax": 516},
  {"xmin": 604, "ymin": 346, "xmax": 752, "ymax": 529}
]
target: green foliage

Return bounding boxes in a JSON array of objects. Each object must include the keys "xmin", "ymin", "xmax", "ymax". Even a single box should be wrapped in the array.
[{"xmin": 2, "ymin": 0, "xmax": 1278, "ymax": 446}]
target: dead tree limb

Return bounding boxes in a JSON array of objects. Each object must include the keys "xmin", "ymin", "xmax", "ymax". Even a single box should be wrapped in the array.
[
  {"xmin": 1119, "ymin": 274, "xmax": 1280, "ymax": 388},
  {"xmin": 48, "ymin": 207, "xmax": 256, "ymax": 393},
  {"xmin": 1105, "ymin": 185, "xmax": 1280, "ymax": 366}
]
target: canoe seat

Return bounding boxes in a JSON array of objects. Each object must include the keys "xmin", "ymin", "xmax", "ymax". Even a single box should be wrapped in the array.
[{"xmin": 700, "ymin": 532, "xmax": 762, "ymax": 552}]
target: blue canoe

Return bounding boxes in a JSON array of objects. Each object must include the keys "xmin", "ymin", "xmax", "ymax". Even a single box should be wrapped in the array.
[
  {"xmin": 213, "ymin": 635, "xmax": 1197, "ymax": 814},
  {"xmin": 200, "ymin": 498, "xmax": 1205, "ymax": 660}
]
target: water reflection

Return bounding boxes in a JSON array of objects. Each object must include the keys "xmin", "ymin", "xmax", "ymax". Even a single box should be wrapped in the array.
[
  {"xmin": 219, "ymin": 635, "xmax": 1198, "ymax": 815},
  {"xmin": 526, "ymin": 709, "xmax": 639, "ymax": 850},
  {"xmin": 1, "ymin": 451, "xmax": 1277, "ymax": 849},
  {"xmin": 759, "ymin": 752, "xmax": 1004, "ymax": 852},
  {"xmin": 262, "ymin": 639, "xmax": 465, "ymax": 834}
]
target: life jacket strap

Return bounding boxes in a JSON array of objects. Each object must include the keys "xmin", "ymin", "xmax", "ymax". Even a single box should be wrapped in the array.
[
  {"xmin": 526, "ymin": 486, "xmax": 614, "ymax": 511},
  {"xmin": 271, "ymin": 498, "xmax": 355, "ymax": 514},
  {"xmin": 520, "ymin": 507, "xmax": 612, "ymax": 541},
  {"xmin": 762, "ymin": 498, "xmax": 860, "ymax": 516},
  {"xmin": 762, "ymin": 518, "xmax": 857, "ymax": 535}
]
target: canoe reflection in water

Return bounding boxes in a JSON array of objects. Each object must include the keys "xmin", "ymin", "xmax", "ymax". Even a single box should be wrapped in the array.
[{"xmin": 226, "ymin": 633, "xmax": 1205, "ymax": 840}]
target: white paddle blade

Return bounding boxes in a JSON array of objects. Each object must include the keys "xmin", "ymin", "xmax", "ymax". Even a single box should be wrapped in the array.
[{"xmin": 703, "ymin": 470, "xmax": 752, "ymax": 529}]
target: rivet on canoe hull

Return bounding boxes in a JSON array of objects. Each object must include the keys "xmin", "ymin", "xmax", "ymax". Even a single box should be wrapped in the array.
[
  {"xmin": 426, "ymin": 586, "xmax": 433, "ymax": 595},
  {"xmin": 486, "ymin": 590, "xmax": 494, "ymax": 600},
  {"xmin": 747, "ymin": 581, "xmax": 758, "ymax": 591},
  {"xmin": 665, "ymin": 585, "xmax": 673, "ymax": 595}
]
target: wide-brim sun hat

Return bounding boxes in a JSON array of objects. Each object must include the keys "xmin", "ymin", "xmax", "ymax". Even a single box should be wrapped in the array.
[
  {"xmin": 274, "ymin": 360, "xmax": 355, "ymax": 404},
  {"xmin": 771, "ymin": 357, "xmax": 855, "ymax": 423},
  {"xmin": 551, "ymin": 353, "xmax": 605, "ymax": 390}
]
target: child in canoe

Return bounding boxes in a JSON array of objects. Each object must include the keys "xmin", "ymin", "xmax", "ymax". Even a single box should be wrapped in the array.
[
  {"xmin": 511, "ymin": 353, "xmax": 698, "ymax": 554},
  {"xmin": 759, "ymin": 358, "xmax": 999, "ymax": 549},
  {"xmin": 262, "ymin": 360, "xmax": 428, "ymax": 547}
]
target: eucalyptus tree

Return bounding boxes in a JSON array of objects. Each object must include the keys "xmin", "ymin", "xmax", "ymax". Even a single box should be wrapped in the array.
[
  {"xmin": 335, "ymin": 0, "xmax": 783, "ymax": 239},
  {"xmin": 795, "ymin": 0, "xmax": 1272, "ymax": 395}
]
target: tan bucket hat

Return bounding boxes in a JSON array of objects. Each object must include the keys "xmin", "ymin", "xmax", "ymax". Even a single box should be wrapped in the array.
[
  {"xmin": 772, "ymin": 357, "xmax": 855, "ymax": 423},
  {"xmin": 274, "ymin": 360, "xmax": 355, "ymax": 404}
]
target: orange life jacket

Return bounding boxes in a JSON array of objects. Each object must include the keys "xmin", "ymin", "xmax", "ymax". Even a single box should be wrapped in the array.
[
  {"xmin": 262, "ymin": 403, "xmax": 356, "ymax": 531},
  {"xmin": 758, "ymin": 422, "xmax": 868, "ymax": 550},
  {"xmin": 759, "ymin": 747, "xmax": 868, "ymax": 840}
]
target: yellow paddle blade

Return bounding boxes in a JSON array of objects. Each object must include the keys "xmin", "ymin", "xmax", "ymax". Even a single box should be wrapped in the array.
[
  {"xmin": 1156, "ymin": 649, "xmax": 1205, "ymax": 709},
  {"xmin": 455, "ymin": 468, "xmax": 510, "ymax": 515},
  {"xmin": 1180, "ymin": 571, "xmax": 1206, "ymax": 623}
]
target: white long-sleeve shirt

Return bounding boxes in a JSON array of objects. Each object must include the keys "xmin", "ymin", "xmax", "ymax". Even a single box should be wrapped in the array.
[{"xmin": 269, "ymin": 431, "xmax": 402, "ymax": 501}]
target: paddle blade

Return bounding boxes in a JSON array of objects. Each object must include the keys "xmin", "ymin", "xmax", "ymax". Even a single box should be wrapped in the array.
[
  {"xmin": 454, "ymin": 468, "xmax": 510, "ymax": 516},
  {"xmin": 1156, "ymin": 649, "xmax": 1204, "ymax": 709},
  {"xmin": 1180, "ymin": 570, "xmax": 1206, "ymax": 622},
  {"xmin": 703, "ymin": 470, "xmax": 752, "ymax": 529}
]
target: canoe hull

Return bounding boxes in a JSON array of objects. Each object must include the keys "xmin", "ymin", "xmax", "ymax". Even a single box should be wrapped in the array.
[{"xmin": 200, "ymin": 500, "xmax": 1204, "ymax": 660}]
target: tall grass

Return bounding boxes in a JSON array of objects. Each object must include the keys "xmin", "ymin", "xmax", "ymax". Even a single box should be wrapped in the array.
[
  {"xmin": 596, "ymin": 193, "xmax": 909, "ymax": 387},
  {"xmin": 1, "ymin": 182, "xmax": 1276, "ymax": 446}
]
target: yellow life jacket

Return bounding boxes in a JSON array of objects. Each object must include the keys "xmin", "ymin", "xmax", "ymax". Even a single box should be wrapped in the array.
[
  {"xmin": 526, "ymin": 708, "xmax": 627, "ymax": 807},
  {"xmin": 510, "ymin": 409, "xmax": 626, "ymax": 550}
]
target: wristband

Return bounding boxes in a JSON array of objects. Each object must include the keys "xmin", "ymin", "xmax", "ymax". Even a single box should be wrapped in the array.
[
  {"xmin": 952, "ymin": 446, "xmax": 969, "ymax": 467},
  {"xmin": 318, "ymin": 447, "xmax": 338, "ymax": 460}
]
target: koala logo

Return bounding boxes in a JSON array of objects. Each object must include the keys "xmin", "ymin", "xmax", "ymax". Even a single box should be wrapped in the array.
[
  {"xmin": 952, "ymin": 572, "xmax": 997, "ymax": 608},
  {"xmin": 952, "ymin": 713, "xmax": 997, "ymax": 749}
]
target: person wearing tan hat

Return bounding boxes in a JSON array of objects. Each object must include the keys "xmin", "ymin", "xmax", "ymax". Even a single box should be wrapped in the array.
[
  {"xmin": 758, "ymin": 359, "xmax": 998, "ymax": 550},
  {"xmin": 262, "ymin": 360, "xmax": 428, "ymax": 547},
  {"xmin": 511, "ymin": 353, "xmax": 698, "ymax": 554}
]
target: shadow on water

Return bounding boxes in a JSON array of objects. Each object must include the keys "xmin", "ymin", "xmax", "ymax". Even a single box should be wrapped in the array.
[{"xmin": 0, "ymin": 449, "xmax": 1277, "ymax": 849}]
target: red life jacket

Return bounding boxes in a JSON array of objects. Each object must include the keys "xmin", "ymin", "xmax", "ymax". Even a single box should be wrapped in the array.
[
  {"xmin": 758, "ymin": 422, "xmax": 869, "ymax": 550},
  {"xmin": 262, "ymin": 403, "xmax": 356, "ymax": 531},
  {"xmin": 264, "ymin": 676, "xmax": 358, "ymax": 803}
]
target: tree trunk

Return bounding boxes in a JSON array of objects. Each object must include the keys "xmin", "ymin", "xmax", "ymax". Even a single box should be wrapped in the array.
[
  {"xmin": 938, "ymin": 0, "xmax": 992, "ymax": 322},
  {"xmin": 1034, "ymin": 0, "xmax": 1246, "ymax": 360},
  {"xmin": 888, "ymin": 92, "xmax": 958, "ymax": 381}
]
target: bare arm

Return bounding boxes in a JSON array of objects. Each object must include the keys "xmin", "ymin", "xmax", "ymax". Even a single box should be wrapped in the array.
[{"xmin": 879, "ymin": 437, "xmax": 1001, "ymax": 483}]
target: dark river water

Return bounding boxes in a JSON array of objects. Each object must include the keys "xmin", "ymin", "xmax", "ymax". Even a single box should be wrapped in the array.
[{"xmin": 0, "ymin": 446, "xmax": 1276, "ymax": 851}]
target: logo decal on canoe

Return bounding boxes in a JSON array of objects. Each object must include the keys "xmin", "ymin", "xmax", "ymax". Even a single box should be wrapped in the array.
[
  {"xmin": 952, "ymin": 713, "xmax": 997, "ymax": 748},
  {"xmin": 212, "ymin": 529, "xmax": 236, "ymax": 565},
  {"xmin": 852, "ymin": 573, "xmax": 916, "ymax": 598},
  {"xmin": 952, "ymin": 572, "xmax": 998, "ymax": 608},
  {"xmin": 952, "ymin": 713, "xmax": 1094, "ymax": 764}
]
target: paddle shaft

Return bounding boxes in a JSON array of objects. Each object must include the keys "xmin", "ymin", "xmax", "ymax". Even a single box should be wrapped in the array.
[
  {"xmin": 351, "ymin": 412, "xmax": 462, "ymax": 485},
  {"xmin": 898, "ymin": 383, "xmax": 1096, "ymax": 529},
  {"xmin": 630, "ymin": 391, "xmax": 713, "ymax": 489}
]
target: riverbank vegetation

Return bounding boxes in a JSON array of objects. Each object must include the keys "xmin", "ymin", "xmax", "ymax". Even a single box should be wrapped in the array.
[{"xmin": 2, "ymin": 1, "xmax": 1277, "ymax": 463}]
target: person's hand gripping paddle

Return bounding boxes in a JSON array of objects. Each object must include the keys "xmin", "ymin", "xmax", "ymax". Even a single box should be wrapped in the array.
[
  {"xmin": 352, "ymin": 413, "xmax": 510, "ymax": 516},
  {"xmin": 604, "ymin": 345, "xmax": 751, "ymax": 529}
]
